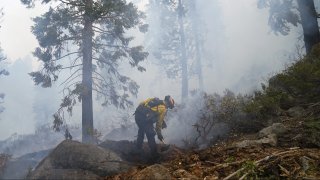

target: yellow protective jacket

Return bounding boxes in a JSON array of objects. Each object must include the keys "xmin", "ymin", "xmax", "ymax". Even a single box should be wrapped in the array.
[{"xmin": 139, "ymin": 98, "xmax": 167, "ymax": 136}]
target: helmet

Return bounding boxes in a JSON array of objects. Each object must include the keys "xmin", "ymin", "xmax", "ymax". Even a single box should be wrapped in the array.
[{"xmin": 164, "ymin": 95, "xmax": 175, "ymax": 109}]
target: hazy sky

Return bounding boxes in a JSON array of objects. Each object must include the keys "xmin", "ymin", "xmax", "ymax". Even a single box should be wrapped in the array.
[
  {"xmin": 0, "ymin": 1, "xmax": 46, "ymax": 62},
  {"xmin": 0, "ymin": 0, "xmax": 302, "ymax": 140}
]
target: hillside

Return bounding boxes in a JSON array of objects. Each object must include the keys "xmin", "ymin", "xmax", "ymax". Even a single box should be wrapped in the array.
[
  {"xmin": 2, "ymin": 45, "xmax": 320, "ymax": 179},
  {"xmin": 1, "ymin": 107, "xmax": 319, "ymax": 179},
  {"xmin": 104, "ymin": 44, "xmax": 320, "ymax": 179},
  {"xmin": 106, "ymin": 119, "xmax": 320, "ymax": 179}
]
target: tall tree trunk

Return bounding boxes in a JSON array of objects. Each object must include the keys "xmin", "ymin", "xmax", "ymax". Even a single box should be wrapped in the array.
[
  {"xmin": 297, "ymin": 0, "xmax": 320, "ymax": 54},
  {"xmin": 82, "ymin": 0, "xmax": 94, "ymax": 143},
  {"xmin": 190, "ymin": 0, "xmax": 204, "ymax": 91},
  {"xmin": 178, "ymin": 0, "xmax": 189, "ymax": 102}
]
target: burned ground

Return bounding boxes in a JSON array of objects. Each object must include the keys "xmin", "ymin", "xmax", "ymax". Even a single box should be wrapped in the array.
[{"xmin": 105, "ymin": 116, "xmax": 320, "ymax": 180}]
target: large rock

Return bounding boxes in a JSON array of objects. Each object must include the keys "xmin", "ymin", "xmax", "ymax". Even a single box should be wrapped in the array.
[
  {"xmin": 99, "ymin": 140, "xmax": 137, "ymax": 160},
  {"xmin": 235, "ymin": 123, "xmax": 287, "ymax": 148},
  {"xmin": 287, "ymin": 106, "xmax": 305, "ymax": 118},
  {"xmin": 132, "ymin": 164, "xmax": 172, "ymax": 180},
  {"xmin": 99, "ymin": 139, "xmax": 183, "ymax": 164},
  {"xmin": 29, "ymin": 169, "xmax": 101, "ymax": 180},
  {"xmin": 235, "ymin": 134, "xmax": 277, "ymax": 148},
  {"xmin": 99, "ymin": 140, "xmax": 152, "ymax": 163},
  {"xmin": 28, "ymin": 140, "xmax": 132, "ymax": 179},
  {"xmin": 258, "ymin": 123, "xmax": 287, "ymax": 138}
]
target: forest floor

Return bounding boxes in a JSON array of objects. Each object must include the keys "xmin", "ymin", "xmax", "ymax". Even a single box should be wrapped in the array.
[
  {"xmin": 105, "ymin": 117, "xmax": 320, "ymax": 179},
  {"xmin": 1, "ymin": 115, "xmax": 319, "ymax": 179}
]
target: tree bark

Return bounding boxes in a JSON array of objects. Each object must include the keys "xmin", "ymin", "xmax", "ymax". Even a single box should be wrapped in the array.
[
  {"xmin": 178, "ymin": 0, "xmax": 189, "ymax": 102},
  {"xmin": 297, "ymin": 0, "xmax": 320, "ymax": 54},
  {"xmin": 82, "ymin": 0, "xmax": 94, "ymax": 143}
]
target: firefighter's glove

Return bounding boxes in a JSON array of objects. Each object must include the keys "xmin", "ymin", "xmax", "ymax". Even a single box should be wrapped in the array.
[{"xmin": 157, "ymin": 133, "xmax": 164, "ymax": 141}]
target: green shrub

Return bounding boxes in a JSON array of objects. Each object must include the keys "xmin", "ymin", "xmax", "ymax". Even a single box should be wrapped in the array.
[
  {"xmin": 304, "ymin": 118, "xmax": 320, "ymax": 147},
  {"xmin": 195, "ymin": 43, "xmax": 320, "ymax": 144}
]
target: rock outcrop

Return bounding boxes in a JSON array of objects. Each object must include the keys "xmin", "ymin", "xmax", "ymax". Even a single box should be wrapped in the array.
[
  {"xmin": 28, "ymin": 140, "xmax": 132, "ymax": 179},
  {"xmin": 258, "ymin": 123, "xmax": 287, "ymax": 138},
  {"xmin": 235, "ymin": 123, "xmax": 287, "ymax": 148}
]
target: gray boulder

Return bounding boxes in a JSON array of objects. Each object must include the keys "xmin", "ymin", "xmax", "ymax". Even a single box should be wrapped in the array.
[
  {"xmin": 235, "ymin": 123, "xmax": 287, "ymax": 148},
  {"xmin": 287, "ymin": 106, "xmax": 305, "ymax": 118},
  {"xmin": 258, "ymin": 123, "xmax": 287, "ymax": 138},
  {"xmin": 28, "ymin": 140, "xmax": 132, "ymax": 179},
  {"xmin": 29, "ymin": 169, "xmax": 101, "ymax": 180},
  {"xmin": 235, "ymin": 134, "xmax": 277, "ymax": 148}
]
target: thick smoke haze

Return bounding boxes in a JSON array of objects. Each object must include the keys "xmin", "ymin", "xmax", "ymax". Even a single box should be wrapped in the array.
[
  {"xmin": 0, "ymin": 57, "xmax": 36, "ymax": 138},
  {"xmin": 0, "ymin": 0, "xmax": 305, "ymax": 144},
  {"xmin": 131, "ymin": 0, "xmax": 300, "ymax": 99}
]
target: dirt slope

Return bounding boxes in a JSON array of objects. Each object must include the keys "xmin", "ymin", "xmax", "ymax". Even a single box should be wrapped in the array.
[{"xmin": 105, "ymin": 120, "xmax": 320, "ymax": 179}]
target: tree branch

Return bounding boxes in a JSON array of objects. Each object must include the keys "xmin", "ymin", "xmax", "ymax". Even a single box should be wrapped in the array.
[
  {"xmin": 60, "ymin": 64, "xmax": 83, "ymax": 70},
  {"xmin": 59, "ymin": 0, "xmax": 85, "ymax": 7},
  {"xmin": 92, "ymin": 81, "xmax": 105, "ymax": 93},
  {"xmin": 92, "ymin": 76, "xmax": 107, "ymax": 84},
  {"xmin": 52, "ymin": 51, "xmax": 80, "ymax": 62},
  {"xmin": 60, "ymin": 81, "xmax": 82, "ymax": 95},
  {"xmin": 92, "ymin": 25, "xmax": 113, "ymax": 34},
  {"xmin": 93, "ymin": 70, "xmax": 108, "ymax": 85},
  {"xmin": 59, "ymin": 68, "xmax": 81, "ymax": 86},
  {"xmin": 95, "ymin": 43, "xmax": 128, "ymax": 49},
  {"xmin": 71, "ymin": 56, "xmax": 82, "ymax": 67},
  {"xmin": 93, "ymin": 87, "xmax": 108, "ymax": 96}
]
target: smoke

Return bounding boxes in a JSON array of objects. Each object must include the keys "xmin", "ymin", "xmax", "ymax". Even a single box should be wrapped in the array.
[
  {"xmin": 164, "ymin": 93, "xmax": 206, "ymax": 146},
  {"xmin": 125, "ymin": 0, "xmax": 302, "ymax": 147},
  {"xmin": 199, "ymin": 0, "xmax": 299, "ymax": 94},
  {"xmin": 0, "ymin": 0, "xmax": 306, "ymax": 151},
  {"xmin": 0, "ymin": 57, "xmax": 36, "ymax": 138},
  {"xmin": 127, "ymin": 0, "xmax": 301, "ymax": 103},
  {"xmin": 0, "ymin": 0, "xmax": 48, "ymax": 61}
]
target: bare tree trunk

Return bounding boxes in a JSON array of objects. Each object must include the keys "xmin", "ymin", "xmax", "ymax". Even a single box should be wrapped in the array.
[
  {"xmin": 82, "ymin": 0, "xmax": 94, "ymax": 143},
  {"xmin": 297, "ymin": 0, "xmax": 320, "ymax": 54},
  {"xmin": 178, "ymin": 0, "xmax": 189, "ymax": 102},
  {"xmin": 190, "ymin": 0, "xmax": 204, "ymax": 91}
]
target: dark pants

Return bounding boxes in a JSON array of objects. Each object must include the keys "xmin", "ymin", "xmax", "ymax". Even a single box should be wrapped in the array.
[{"xmin": 135, "ymin": 112, "xmax": 158, "ymax": 156}]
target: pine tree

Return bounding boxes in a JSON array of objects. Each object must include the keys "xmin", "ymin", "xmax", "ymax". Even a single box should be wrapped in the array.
[
  {"xmin": 188, "ymin": 0, "xmax": 204, "ymax": 91},
  {"xmin": 146, "ymin": 0, "xmax": 207, "ymax": 101},
  {"xmin": 258, "ymin": 0, "xmax": 320, "ymax": 54},
  {"xmin": 297, "ymin": 0, "xmax": 320, "ymax": 54},
  {"xmin": 21, "ymin": 0, "xmax": 148, "ymax": 143},
  {"xmin": 178, "ymin": 0, "xmax": 189, "ymax": 101},
  {"xmin": 147, "ymin": 0, "xmax": 181, "ymax": 79}
]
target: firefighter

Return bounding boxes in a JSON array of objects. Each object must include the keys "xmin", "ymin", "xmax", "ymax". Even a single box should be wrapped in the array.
[{"xmin": 134, "ymin": 95, "xmax": 175, "ymax": 159}]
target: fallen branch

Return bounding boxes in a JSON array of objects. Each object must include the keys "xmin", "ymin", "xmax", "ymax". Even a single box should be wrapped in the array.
[
  {"xmin": 223, "ymin": 167, "xmax": 245, "ymax": 180},
  {"xmin": 205, "ymin": 160, "xmax": 246, "ymax": 168},
  {"xmin": 278, "ymin": 164, "xmax": 290, "ymax": 176},
  {"xmin": 239, "ymin": 172, "xmax": 248, "ymax": 180},
  {"xmin": 223, "ymin": 148, "xmax": 300, "ymax": 180},
  {"xmin": 204, "ymin": 160, "xmax": 219, "ymax": 165}
]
